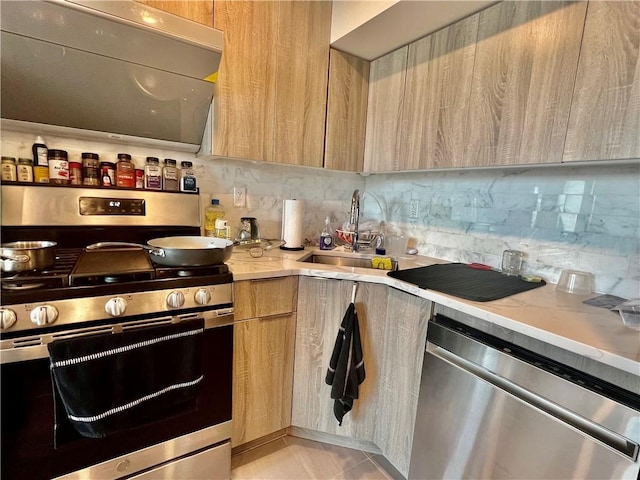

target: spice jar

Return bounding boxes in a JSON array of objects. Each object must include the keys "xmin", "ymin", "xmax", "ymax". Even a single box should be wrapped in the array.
[
  {"xmin": 1, "ymin": 156, "xmax": 17, "ymax": 182},
  {"xmin": 100, "ymin": 161, "xmax": 116, "ymax": 187},
  {"xmin": 162, "ymin": 158, "xmax": 179, "ymax": 191},
  {"xmin": 116, "ymin": 153, "xmax": 135, "ymax": 188},
  {"xmin": 17, "ymin": 158, "xmax": 34, "ymax": 183},
  {"xmin": 135, "ymin": 169, "xmax": 144, "ymax": 189},
  {"xmin": 144, "ymin": 157, "xmax": 162, "ymax": 190},
  {"xmin": 180, "ymin": 161, "xmax": 197, "ymax": 192},
  {"xmin": 69, "ymin": 161, "xmax": 82, "ymax": 185},
  {"xmin": 48, "ymin": 149, "xmax": 69, "ymax": 184},
  {"xmin": 82, "ymin": 152, "xmax": 100, "ymax": 186}
]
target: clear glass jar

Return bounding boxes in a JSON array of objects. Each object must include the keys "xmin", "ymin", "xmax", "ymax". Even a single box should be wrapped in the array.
[
  {"xmin": 82, "ymin": 152, "xmax": 100, "ymax": 186},
  {"xmin": 48, "ymin": 149, "xmax": 69, "ymax": 184},
  {"xmin": 1, "ymin": 156, "xmax": 17, "ymax": 182},
  {"xmin": 116, "ymin": 153, "xmax": 135, "ymax": 188},
  {"xmin": 17, "ymin": 158, "xmax": 33, "ymax": 183},
  {"xmin": 180, "ymin": 161, "xmax": 197, "ymax": 192},
  {"xmin": 162, "ymin": 158, "xmax": 179, "ymax": 191},
  {"xmin": 144, "ymin": 157, "xmax": 162, "ymax": 190}
]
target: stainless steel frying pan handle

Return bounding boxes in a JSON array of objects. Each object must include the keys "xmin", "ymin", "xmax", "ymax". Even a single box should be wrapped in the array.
[
  {"xmin": 1, "ymin": 253, "xmax": 30, "ymax": 263},
  {"xmin": 85, "ymin": 242, "xmax": 166, "ymax": 257}
]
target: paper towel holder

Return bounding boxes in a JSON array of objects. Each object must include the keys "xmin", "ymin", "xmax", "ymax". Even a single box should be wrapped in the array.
[{"xmin": 280, "ymin": 199, "xmax": 305, "ymax": 251}]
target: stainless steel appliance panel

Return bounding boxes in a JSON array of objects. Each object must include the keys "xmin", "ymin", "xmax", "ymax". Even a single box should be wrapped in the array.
[
  {"xmin": 1, "ymin": 185, "xmax": 200, "ymax": 227},
  {"xmin": 409, "ymin": 318, "xmax": 640, "ymax": 480}
]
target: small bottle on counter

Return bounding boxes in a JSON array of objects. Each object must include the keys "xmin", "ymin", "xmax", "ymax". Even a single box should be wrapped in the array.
[
  {"xmin": 1, "ymin": 156, "xmax": 17, "ymax": 182},
  {"xmin": 82, "ymin": 152, "xmax": 100, "ymax": 186},
  {"xmin": 69, "ymin": 161, "xmax": 82, "ymax": 185},
  {"xmin": 180, "ymin": 161, "xmax": 197, "ymax": 192},
  {"xmin": 17, "ymin": 158, "xmax": 34, "ymax": 183},
  {"xmin": 116, "ymin": 153, "xmax": 135, "ymax": 188},
  {"xmin": 162, "ymin": 158, "xmax": 179, "ymax": 191},
  {"xmin": 319, "ymin": 216, "xmax": 334, "ymax": 250},
  {"xmin": 204, "ymin": 199, "xmax": 225, "ymax": 237},
  {"xmin": 144, "ymin": 157, "xmax": 162, "ymax": 190},
  {"xmin": 48, "ymin": 149, "xmax": 69, "ymax": 184},
  {"xmin": 100, "ymin": 161, "xmax": 116, "ymax": 187}
]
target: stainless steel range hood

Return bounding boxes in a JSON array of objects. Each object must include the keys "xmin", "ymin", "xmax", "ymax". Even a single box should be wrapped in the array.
[{"xmin": 1, "ymin": 0, "xmax": 223, "ymax": 148}]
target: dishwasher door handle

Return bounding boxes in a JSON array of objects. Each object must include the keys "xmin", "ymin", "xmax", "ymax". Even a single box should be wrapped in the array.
[{"xmin": 430, "ymin": 345, "xmax": 640, "ymax": 460}]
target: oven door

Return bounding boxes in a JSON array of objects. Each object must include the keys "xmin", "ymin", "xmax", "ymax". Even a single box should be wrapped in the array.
[{"xmin": 1, "ymin": 311, "xmax": 233, "ymax": 480}]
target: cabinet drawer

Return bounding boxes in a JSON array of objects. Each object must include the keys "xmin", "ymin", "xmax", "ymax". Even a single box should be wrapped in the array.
[{"xmin": 234, "ymin": 276, "xmax": 298, "ymax": 320}]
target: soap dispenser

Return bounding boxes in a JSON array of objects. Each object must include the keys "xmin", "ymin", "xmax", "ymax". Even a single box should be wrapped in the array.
[{"xmin": 320, "ymin": 217, "xmax": 334, "ymax": 250}]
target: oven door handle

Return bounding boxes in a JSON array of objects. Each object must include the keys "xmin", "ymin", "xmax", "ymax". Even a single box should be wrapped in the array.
[{"xmin": 1, "ymin": 310, "xmax": 234, "ymax": 364}]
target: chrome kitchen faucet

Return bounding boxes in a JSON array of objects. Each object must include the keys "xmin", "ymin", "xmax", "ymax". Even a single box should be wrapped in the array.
[{"xmin": 350, "ymin": 189, "xmax": 360, "ymax": 252}]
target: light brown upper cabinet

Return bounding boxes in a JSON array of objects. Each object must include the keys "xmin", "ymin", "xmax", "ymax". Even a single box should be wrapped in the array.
[
  {"xmin": 135, "ymin": 0, "xmax": 214, "ymax": 26},
  {"xmin": 212, "ymin": 1, "xmax": 331, "ymax": 167},
  {"xmin": 463, "ymin": 1, "xmax": 587, "ymax": 167},
  {"xmin": 563, "ymin": 1, "xmax": 640, "ymax": 162},
  {"xmin": 399, "ymin": 14, "xmax": 479, "ymax": 170},
  {"xmin": 364, "ymin": 46, "xmax": 408, "ymax": 173},
  {"xmin": 324, "ymin": 49, "xmax": 370, "ymax": 172}
]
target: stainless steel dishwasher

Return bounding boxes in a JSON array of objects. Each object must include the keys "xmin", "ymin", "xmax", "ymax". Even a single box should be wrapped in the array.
[{"xmin": 409, "ymin": 314, "xmax": 640, "ymax": 479}]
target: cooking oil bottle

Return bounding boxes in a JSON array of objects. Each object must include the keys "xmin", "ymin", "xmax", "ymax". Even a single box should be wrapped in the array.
[{"xmin": 204, "ymin": 199, "xmax": 225, "ymax": 237}]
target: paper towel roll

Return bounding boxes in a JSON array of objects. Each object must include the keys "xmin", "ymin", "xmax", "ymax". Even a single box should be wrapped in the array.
[{"xmin": 281, "ymin": 199, "xmax": 304, "ymax": 250}]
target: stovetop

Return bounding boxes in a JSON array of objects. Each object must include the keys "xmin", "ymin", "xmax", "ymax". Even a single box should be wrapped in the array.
[{"xmin": 1, "ymin": 248, "xmax": 232, "ymax": 305}]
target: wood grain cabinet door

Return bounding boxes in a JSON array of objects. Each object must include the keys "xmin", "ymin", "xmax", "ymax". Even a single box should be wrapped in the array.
[
  {"xmin": 563, "ymin": 1, "xmax": 640, "ymax": 162},
  {"xmin": 274, "ymin": 1, "xmax": 331, "ymax": 167},
  {"xmin": 233, "ymin": 277, "xmax": 298, "ymax": 321},
  {"xmin": 324, "ymin": 49, "xmax": 370, "ymax": 172},
  {"xmin": 463, "ymin": 1, "xmax": 587, "ymax": 167},
  {"xmin": 364, "ymin": 47, "xmax": 408, "ymax": 173},
  {"xmin": 400, "ymin": 14, "xmax": 479, "ymax": 170},
  {"xmin": 232, "ymin": 313, "xmax": 296, "ymax": 447},
  {"xmin": 293, "ymin": 277, "xmax": 430, "ymax": 477},
  {"xmin": 213, "ymin": 0, "xmax": 331, "ymax": 166},
  {"xmin": 213, "ymin": 0, "xmax": 277, "ymax": 162}
]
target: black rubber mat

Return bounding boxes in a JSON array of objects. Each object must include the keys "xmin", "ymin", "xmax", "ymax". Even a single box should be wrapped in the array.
[{"xmin": 388, "ymin": 263, "xmax": 546, "ymax": 302}]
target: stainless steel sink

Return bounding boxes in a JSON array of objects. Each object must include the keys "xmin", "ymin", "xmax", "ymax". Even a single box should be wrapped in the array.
[{"xmin": 301, "ymin": 254, "xmax": 398, "ymax": 271}]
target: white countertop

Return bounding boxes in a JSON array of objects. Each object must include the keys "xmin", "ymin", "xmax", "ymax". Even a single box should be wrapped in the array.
[{"xmin": 227, "ymin": 246, "xmax": 640, "ymax": 377}]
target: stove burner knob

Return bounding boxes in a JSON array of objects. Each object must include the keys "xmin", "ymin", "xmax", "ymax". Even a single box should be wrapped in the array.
[
  {"xmin": 105, "ymin": 297, "xmax": 127, "ymax": 317},
  {"xmin": 30, "ymin": 305, "xmax": 58, "ymax": 326},
  {"xmin": 0, "ymin": 308, "xmax": 17, "ymax": 330},
  {"xmin": 166, "ymin": 291, "xmax": 185, "ymax": 309},
  {"xmin": 194, "ymin": 288, "xmax": 212, "ymax": 305}
]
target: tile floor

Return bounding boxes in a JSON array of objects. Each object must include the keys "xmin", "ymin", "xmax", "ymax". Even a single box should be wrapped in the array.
[{"xmin": 231, "ymin": 435, "xmax": 394, "ymax": 480}]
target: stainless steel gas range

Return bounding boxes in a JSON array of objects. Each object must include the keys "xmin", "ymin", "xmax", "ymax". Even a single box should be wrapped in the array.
[{"xmin": 1, "ymin": 185, "xmax": 234, "ymax": 480}]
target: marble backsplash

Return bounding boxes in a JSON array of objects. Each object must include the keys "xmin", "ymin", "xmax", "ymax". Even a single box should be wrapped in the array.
[
  {"xmin": 1, "ymin": 128, "xmax": 638, "ymax": 298},
  {"xmin": 363, "ymin": 165, "xmax": 640, "ymax": 299}
]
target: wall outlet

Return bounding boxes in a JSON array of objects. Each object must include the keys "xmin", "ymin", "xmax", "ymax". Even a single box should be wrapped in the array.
[
  {"xmin": 234, "ymin": 187, "xmax": 246, "ymax": 207},
  {"xmin": 409, "ymin": 200, "xmax": 420, "ymax": 219}
]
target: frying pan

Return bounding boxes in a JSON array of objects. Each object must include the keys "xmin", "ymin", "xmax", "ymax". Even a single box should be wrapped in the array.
[{"xmin": 86, "ymin": 236, "xmax": 234, "ymax": 267}]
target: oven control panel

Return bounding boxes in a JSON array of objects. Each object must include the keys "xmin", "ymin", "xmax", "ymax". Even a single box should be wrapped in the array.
[
  {"xmin": 0, "ymin": 283, "xmax": 233, "ymax": 333},
  {"xmin": 79, "ymin": 197, "xmax": 146, "ymax": 216}
]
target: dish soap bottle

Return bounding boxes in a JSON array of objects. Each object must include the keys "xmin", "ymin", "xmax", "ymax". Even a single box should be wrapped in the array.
[
  {"xmin": 320, "ymin": 216, "xmax": 334, "ymax": 250},
  {"xmin": 204, "ymin": 199, "xmax": 225, "ymax": 237}
]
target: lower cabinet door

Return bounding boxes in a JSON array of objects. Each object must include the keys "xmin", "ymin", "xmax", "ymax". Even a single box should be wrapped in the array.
[{"xmin": 232, "ymin": 313, "xmax": 296, "ymax": 446}]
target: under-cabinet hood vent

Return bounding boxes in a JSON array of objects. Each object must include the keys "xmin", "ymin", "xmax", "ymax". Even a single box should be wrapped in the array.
[{"xmin": 1, "ymin": 0, "xmax": 223, "ymax": 147}]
